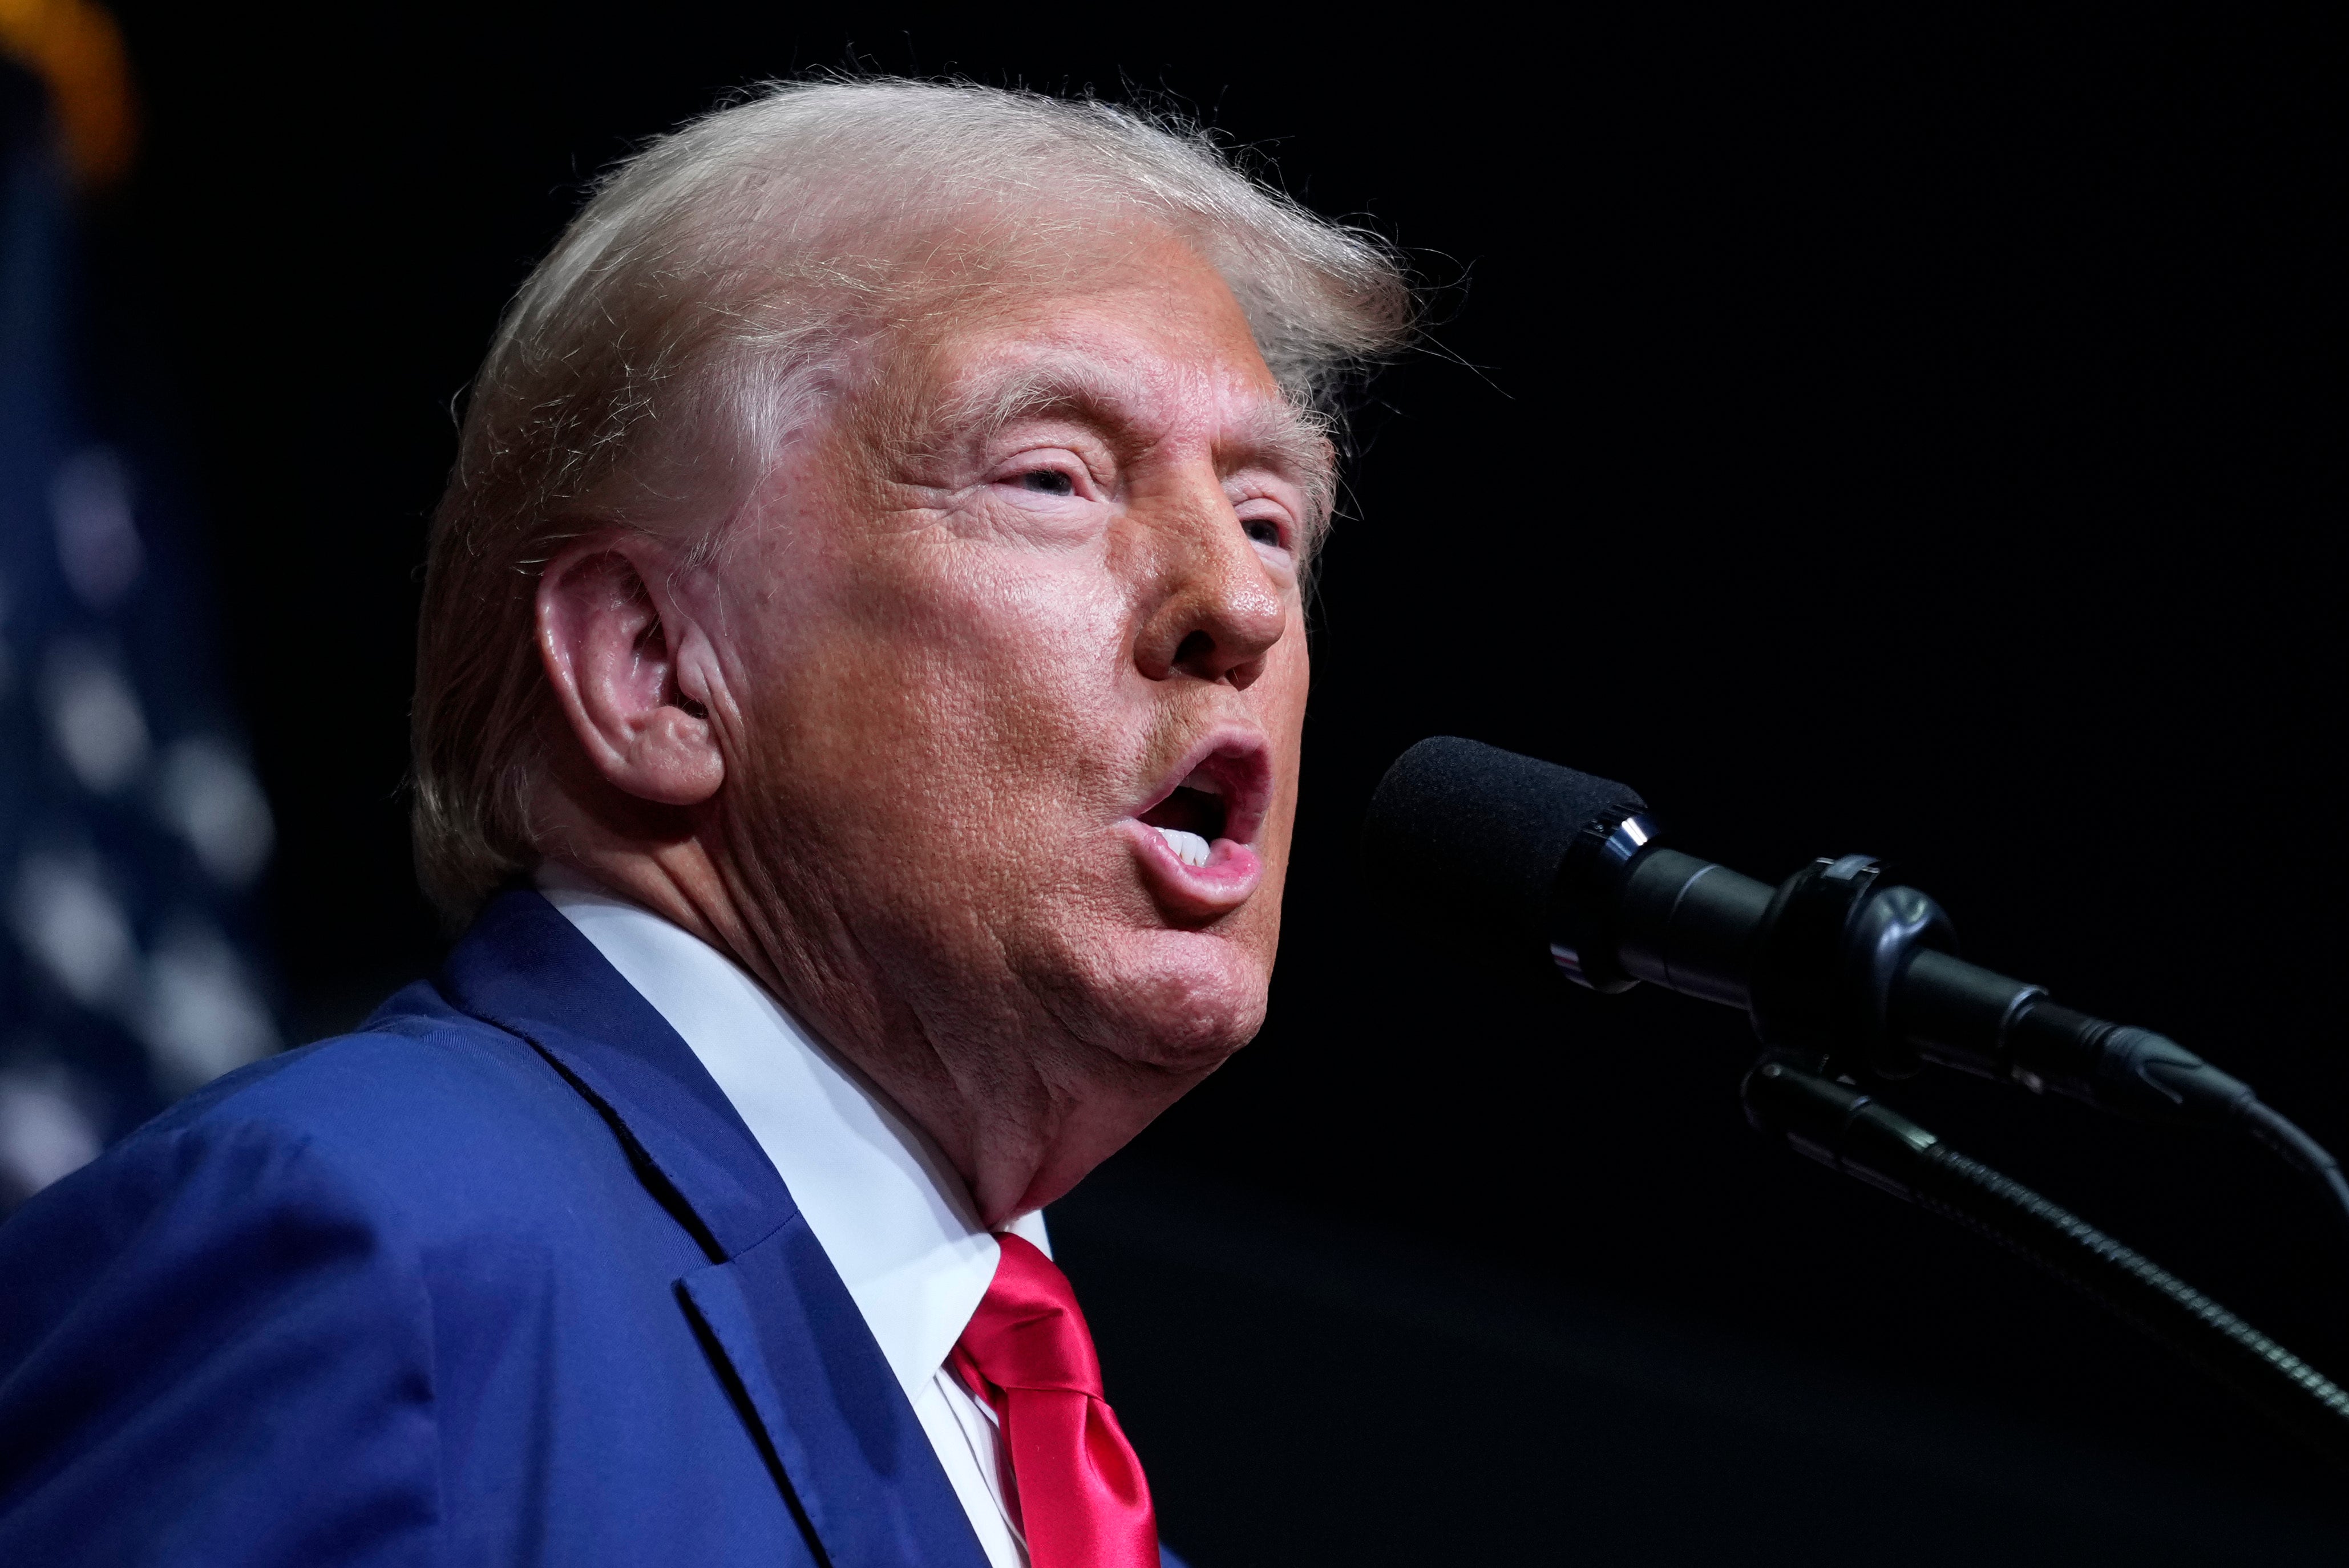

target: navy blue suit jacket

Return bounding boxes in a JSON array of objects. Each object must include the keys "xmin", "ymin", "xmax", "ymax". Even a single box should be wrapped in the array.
[{"xmin": 0, "ymin": 891, "xmax": 1179, "ymax": 1566}]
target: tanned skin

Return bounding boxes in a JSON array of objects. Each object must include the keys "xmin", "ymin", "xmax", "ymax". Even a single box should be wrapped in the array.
[{"xmin": 530, "ymin": 227, "xmax": 1328, "ymax": 1226}]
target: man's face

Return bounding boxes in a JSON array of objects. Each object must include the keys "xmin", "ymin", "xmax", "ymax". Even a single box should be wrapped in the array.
[{"xmin": 692, "ymin": 229, "xmax": 1321, "ymax": 1102}]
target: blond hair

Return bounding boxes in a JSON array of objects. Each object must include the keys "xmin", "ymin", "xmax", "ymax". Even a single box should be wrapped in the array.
[{"xmin": 411, "ymin": 77, "xmax": 1412, "ymax": 923}]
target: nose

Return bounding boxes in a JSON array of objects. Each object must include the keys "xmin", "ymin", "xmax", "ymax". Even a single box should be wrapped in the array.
[{"xmin": 1131, "ymin": 485, "xmax": 1289, "ymax": 691}]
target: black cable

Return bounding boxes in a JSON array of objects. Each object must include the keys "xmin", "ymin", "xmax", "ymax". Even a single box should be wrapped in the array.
[
  {"xmin": 2237, "ymin": 1098, "xmax": 2349, "ymax": 1251},
  {"xmin": 1743, "ymin": 1060, "xmax": 2349, "ymax": 1471}
]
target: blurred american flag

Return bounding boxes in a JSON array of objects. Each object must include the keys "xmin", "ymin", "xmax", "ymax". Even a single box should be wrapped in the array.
[{"xmin": 2, "ymin": 11, "xmax": 281, "ymax": 1212}]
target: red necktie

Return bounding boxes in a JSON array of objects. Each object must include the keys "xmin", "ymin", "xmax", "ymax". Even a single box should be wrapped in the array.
[{"xmin": 948, "ymin": 1234, "xmax": 1159, "ymax": 1568}]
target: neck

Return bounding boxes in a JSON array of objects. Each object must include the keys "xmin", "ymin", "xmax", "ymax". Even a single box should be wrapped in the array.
[{"xmin": 532, "ymin": 784, "xmax": 1186, "ymax": 1225}]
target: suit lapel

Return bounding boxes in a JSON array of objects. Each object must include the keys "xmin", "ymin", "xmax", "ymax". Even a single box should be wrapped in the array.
[
  {"xmin": 440, "ymin": 890, "xmax": 990, "ymax": 1568},
  {"xmin": 681, "ymin": 1223, "xmax": 987, "ymax": 1568}
]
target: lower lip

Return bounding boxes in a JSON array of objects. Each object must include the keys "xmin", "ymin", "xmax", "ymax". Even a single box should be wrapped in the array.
[{"xmin": 1122, "ymin": 820, "xmax": 1265, "ymax": 911}]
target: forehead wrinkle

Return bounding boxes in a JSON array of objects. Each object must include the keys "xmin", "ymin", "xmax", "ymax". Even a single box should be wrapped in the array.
[{"xmin": 923, "ymin": 349, "xmax": 1339, "ymax": 537}]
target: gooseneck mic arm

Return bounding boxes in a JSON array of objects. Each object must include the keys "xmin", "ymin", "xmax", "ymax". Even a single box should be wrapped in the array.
[
  {"xmin": 1363, "ymin": 737, "xmax": 2349, "ymax": 1243},
  {"xmin": 1744, "ymin": 1059, "xmax": 2349, "ymax": 1470}
]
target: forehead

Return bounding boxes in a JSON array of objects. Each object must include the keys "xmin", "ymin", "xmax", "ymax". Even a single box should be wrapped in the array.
[{"xmin": 858, "ymin": 233, "xmax": 1331, "ymax": 500}]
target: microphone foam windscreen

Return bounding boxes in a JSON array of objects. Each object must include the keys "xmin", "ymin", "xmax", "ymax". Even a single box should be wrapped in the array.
[{"xmin": 1361, "ymin": 737, "xmax": 1647, "ymax": 960}]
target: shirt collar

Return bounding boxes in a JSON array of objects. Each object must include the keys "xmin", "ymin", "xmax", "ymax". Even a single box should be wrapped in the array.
[{"xmin": 536, "ymin": 871, "xmax": 1048, "ymax": 1403}]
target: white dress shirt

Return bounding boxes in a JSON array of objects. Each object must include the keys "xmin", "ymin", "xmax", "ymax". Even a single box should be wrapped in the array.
[{"xmin": 540, "ymin": 873, "xmax": 1039, "ymax": 1568}]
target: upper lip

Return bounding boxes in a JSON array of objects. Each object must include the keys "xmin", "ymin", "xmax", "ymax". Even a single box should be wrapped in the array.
[{"xmin": 1130, "ymin": 727, "xmax": 1273, "ymax": 846}]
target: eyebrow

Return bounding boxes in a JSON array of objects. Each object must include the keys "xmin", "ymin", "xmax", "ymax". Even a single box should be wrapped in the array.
[{"xmin": 929, "ymin": 351, "xmax": 1340, "ymax": 542}]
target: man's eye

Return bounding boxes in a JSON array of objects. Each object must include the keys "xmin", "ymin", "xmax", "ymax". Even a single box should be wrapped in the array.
[
  {"xmin": 1243, "ymin": 518, "xmax": 1284, "ymax": 548},
  {"xmin": 1018, "ymin": 469, "xmax": 1077, "ymax": 497}
]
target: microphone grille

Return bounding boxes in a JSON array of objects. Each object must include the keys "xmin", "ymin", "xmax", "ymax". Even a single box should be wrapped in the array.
[{"xmin": 1361, "ymin": 737, "xmax": 1648, "ymax": 959}]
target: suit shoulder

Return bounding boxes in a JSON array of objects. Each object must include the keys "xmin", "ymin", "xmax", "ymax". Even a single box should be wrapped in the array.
[
  {"xmin": 159, "ymin": 981, "xmax": 564, "ymax": 1153},
  {"xmin": 10, "ymin": 980, "xmax": 618, "ymax": 1259}
]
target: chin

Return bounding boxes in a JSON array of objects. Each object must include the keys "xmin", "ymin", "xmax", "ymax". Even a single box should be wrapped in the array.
[{"xmin": 1081, "ymin": 926, "xmax": 1272, "ymax": 1072}]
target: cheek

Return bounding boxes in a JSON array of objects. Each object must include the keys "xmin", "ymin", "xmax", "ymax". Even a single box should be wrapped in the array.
[
  {"xmin": 1253, "ymin": 620, "xmax": 1313, "ymax": 843},
  {"xmin": 746, "ymin": 545, "xmax": 1140, "ymax": 850},
  {"xmin": 885, "ymin": 563, "xmax": 1134, "ymax": 789},
  {"xmin": 862, "ymin": 538, "xmax": 1120, "ymax": 670}
]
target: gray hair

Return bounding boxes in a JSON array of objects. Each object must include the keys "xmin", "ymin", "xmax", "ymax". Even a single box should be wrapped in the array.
[{"xmin": 411, "ymin": 76, "xmax": 1413, "ymax": 925}]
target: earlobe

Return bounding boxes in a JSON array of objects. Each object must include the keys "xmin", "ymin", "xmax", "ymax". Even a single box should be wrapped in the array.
[
  {"xmin": 620, "ymin": 700, "xmax": 725, "ymax": 806},
  {"xmin": 537, "ymin": 541, "xmax": 726, "ymax": 808}
]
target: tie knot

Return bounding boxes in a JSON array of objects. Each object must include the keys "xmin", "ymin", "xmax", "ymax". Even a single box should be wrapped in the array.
[{"xmin": 955, "ymin": 1233, "xmax": 1105, "ymax": 1399}]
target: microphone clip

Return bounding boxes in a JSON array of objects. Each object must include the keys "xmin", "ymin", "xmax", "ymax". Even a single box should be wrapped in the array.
[{"xmin": 1746, "ymin": 854, "xmax": 1958, "ymax": 1081}]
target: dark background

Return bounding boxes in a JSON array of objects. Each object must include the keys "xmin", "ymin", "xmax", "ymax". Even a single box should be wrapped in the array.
[{"xmin": 91, "ymin": 6, "xmax": 2345, "ymax": 1562}]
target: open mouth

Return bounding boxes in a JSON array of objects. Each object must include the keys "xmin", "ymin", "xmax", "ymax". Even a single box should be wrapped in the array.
[
  {"xmin": 1139, "ymin": 781, "xmax": 1228, "ymax": 867},
  {"xmin": 1131, "ymin": 742, "xmax": 1271, "ymax": 870}
]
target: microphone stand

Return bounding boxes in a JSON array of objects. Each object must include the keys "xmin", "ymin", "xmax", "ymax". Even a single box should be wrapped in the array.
[
  {"xmin": 1708, "ymin": 845, "xmax": 2349, "ymax": 1461},
  {"xmin": 1742, "ymin": 1058, "xmax": 2349, "ymax": 1470},
  {"xmin": 1361, "ymin": 739, "xmax": 2349, "ymax": 1462}
]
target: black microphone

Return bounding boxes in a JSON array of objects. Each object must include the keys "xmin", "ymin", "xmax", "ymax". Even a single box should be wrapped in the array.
[
  {"xmin": 1365, "ymin": 738, "xmax": 2349, "ymax": 1435},
  {"xmin": 1361, "ymin": 736, "xmax": 2303, "ymax": 1143}
]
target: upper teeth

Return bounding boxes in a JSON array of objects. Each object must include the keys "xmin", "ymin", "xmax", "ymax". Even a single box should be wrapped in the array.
[{"xmin": 1157, "ymin": 826, "xmax": 1212, "ymax": 867}]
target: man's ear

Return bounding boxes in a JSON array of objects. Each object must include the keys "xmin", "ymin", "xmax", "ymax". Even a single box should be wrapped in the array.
[{"xmin": 536, "ymin": 538, "xmax": 725, "ymax": 808}]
